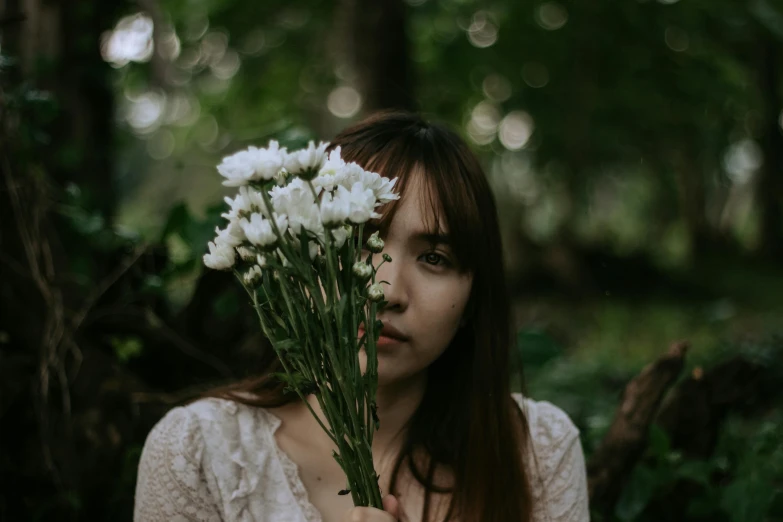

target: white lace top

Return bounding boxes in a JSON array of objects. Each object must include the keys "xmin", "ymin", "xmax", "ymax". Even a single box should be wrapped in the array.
[{"xmin": 133, "ymin": 394, "xmax": 589, "ymax": 522}]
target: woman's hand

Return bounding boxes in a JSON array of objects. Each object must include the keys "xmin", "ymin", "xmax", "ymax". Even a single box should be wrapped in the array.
[{"xmin": 343, "ymin": 494, "xmax": 401, "ymax": 522}]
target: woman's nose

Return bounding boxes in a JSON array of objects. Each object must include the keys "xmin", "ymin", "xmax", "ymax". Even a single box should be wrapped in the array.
[{"xmin": 373, "ymin": 250, "xmax": 408, "ymax": 311}]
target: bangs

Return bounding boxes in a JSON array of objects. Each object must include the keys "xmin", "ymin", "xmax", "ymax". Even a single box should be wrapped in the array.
[{"xmin": 330, "ymin": 119, "xmax": 487, "ymax": 273}]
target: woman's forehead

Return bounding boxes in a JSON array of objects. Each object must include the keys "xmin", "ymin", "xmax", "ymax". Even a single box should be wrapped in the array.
[{"xmin": 377, "ymin": 172, "xmax": 448, "ymax": 236}]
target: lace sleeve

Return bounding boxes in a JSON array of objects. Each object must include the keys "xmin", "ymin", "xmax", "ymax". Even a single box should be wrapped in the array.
[
  {"xmin": 532, "ymin": 401, "xmax": 590, "ymax": 522},
  {"xmin": 134, "ymin": 406, "xmax": 223, "ymax": 522}
]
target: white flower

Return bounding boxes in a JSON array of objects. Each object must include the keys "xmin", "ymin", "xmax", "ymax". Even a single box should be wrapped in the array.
[
  {"xmin": 346, "ymin": 182, "xmax": 381, "ymax": 224},
  {"xmin": 222, "ymin": 186, "xmax": 266, "ymax": 220},
  {"xmin": 320, "ymin": 189, "xmax": 351, "ymax": 227},
  {"xmin": 340, "ymin": 164, "xmax": 399, "ymax": 205},
  {"xmin": 366, "ymin": 174, "xmax": 399, "ymax": 205},
  {"xmin": 203, "ymin": 241, "xmax": 236, "ymax": 270},
  {"xmin": 319, "ymin": 147, "xmax": 346, "ymax": 175},
  {"xmin": 214, "ymin": 221, "xmax": 245, "ymax": 248},
  {"xmin": 292, "ymin": 202, "xmax": 324, "ymax": 238},
  {"xmin": 257, "ymin": 254, "xmax": 267, "ymax": 267},
  {"xmin": 313, "ymin": 147, "xmax": 347, "ymax": 192},
  {"xmin": 271, "ymin": 179, "xmax": 323, "ymax": 238},
  {"xmin": 314, "ymin": 154, "xmax": 399, "ymax": 207},
  {"xmin": 330, "ymin": 225, "xmax": 350, "ymax": 248},
  {"xmin": 240, "ymin": 213, "xmax": 287, "ymax": 248},
  {"xmin": 217, "ymin": 141, "xmax": 285, "ymax": 187},
  {"xmin": 308, "ymin": 241, "xmax": 320, "ymax": 260},
  {"xmin": 243, "ymin": 264, "xmax": 263, "ymax": 286},
  {"xmin": 270, "ymin": 178, "xmax": 319, "ymax": 213},
  {"xmin": 284, "ymin": 141, "xmax": 329, "ymax": 176}
]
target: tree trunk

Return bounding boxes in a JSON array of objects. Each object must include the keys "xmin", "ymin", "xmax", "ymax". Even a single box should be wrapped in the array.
[
  {"xmin": 337, "ymin": 0, "xmax": 415, "ymax": 113},
  {"xmin": 0, "ymin": 0, "xmax": 124, "ymax": 518},
  {"xmin": 587, "ymin": 342, "xmax": 688, "ymax": 516},
  {"xmin": 756, "ymin": 37, "xmax": 783, "ymax": 258},
  {"xmin": 673, "ymin": 147, "xmax": 713, "ymax": 258}
]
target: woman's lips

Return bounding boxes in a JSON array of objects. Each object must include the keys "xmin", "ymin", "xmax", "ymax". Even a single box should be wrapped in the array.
[
  {"xmin": 376, "ymin": 335, "xmax": 403, "ymax": 346},
  {"xmin": 357, "ymin": 327, "xmax": 406, "ymax": 346}
]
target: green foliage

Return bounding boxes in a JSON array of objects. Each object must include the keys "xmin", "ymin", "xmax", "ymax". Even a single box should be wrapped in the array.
[
  {"xmin": 612, "ymin": 414, "xmax": 783, "ymax": 522},
  {"xmin": 523, "ymin": 317, "xmax": 783, "ymax": 522},
  {"xmin": 112, "ymin": 0, "xmax": 783, "ymax": 264},
  {"xmin": 8, "ymin": 0, "xmax": 781, "ymax": 518},
  {"xmin": 110, "ymin": 336, "xmax": 144, "ymax": 362}
]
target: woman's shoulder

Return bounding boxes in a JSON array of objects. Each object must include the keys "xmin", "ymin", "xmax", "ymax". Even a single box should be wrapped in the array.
[
  {"xmin": 511, "ymin": 393, "xmax": 590, "ymax": 522},
  {"xmin": 144, "ymin": 397, "xmax": 280, "ymax": 455},
  {"xmin": 511, "ymin": 393, "xmax": 580, "ymax": 452},
  {"xmin": 136, "ymin": 398, "xmax": 290, "ymax": 520}
]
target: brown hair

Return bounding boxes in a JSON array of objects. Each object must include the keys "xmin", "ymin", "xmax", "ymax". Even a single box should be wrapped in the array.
[{"xmin": 201, "ymin": 111, "xmax": 533, "ymax": 522}]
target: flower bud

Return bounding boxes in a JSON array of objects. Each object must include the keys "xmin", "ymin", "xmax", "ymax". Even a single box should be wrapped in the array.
[
  {"xmin": 366, "ymin": 231, "xmax": 384, "ymax": 253},
  {"xmin": 237, "ymin": 246, "xmax": 257, "ymax": 263},
  {"xmin": 352, "ymin": 262, "xmax": 373, "ymax": 282},
  {"xmin": 382, "ymin": 253, "xmax": 392, "ymax": 262},
  {"xmin": 367, "ymin": 283, "xmax": 384, "ymax": 302},
  {"xmin": 243, "ymin": 265, "xmax": 263, "ymax": 286}
]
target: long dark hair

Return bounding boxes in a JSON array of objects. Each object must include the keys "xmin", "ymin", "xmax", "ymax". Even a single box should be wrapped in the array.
[{"xmin": 201, "ymin": 111, "xmax": 533, "ymax": 522}]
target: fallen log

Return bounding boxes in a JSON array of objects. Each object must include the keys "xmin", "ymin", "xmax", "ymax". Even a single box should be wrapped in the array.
[{"xmin": 587, "ymin": 341, "xmax": 689, "ymax": 515}]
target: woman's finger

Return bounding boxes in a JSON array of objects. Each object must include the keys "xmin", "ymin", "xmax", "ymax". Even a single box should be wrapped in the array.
[{"xmin": 382, "ymin": 494, "xmax": 400, "ymax": 518}]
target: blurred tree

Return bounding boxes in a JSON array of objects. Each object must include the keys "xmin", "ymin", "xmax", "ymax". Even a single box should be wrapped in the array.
[
  {"xmin": 3, "ymin": 0, "xmax": 783, "ymax": 519},
  {"xmin": 337, "ymin": 0, "xmax": 415, "ymax": 112}
]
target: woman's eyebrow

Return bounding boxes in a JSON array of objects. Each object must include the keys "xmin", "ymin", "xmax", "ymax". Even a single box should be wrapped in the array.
[{"xmin": 410, "ymin": 230, "xmax": 451, "ymax": 246}]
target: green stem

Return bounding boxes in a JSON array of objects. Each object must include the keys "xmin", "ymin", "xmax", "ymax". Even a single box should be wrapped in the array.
[{"xmin": 243, "ymin": 282, "xmax": 338, "ymax": 446}]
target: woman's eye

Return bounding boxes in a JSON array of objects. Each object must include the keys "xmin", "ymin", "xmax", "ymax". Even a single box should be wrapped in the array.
[{"xmin": 422, "ymin": 252, "xmax": 449, "ymax": 267}]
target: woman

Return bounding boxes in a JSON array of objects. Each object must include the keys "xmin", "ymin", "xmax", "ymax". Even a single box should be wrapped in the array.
[{"xmin": 134, "ymin": 111, "xmax": 589, "ymax": 522}]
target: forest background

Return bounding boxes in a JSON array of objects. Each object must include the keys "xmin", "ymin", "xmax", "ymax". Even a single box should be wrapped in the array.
[{"xmin": 0, "ymin": 0, "xmax": 782, "ymax": 520}]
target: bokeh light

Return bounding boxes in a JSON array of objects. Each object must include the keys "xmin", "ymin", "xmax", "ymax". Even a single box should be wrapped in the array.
[
  {"xmin": 211, "ymin": 49, "xmax": 241, "ymax": 80},
  {"xmin": 483, "ymin": 74, "xmax": 512, "ymax": 102},
  {"xmin": 201, "ymin": 31, "xmax": 229, "ymax": 66},
  {"xmin": 665, "ymin": 27, "xmax": 689, "ymax": 52},
  {"xmin": 164, "ymin": 93, "xmax": 201, "ymax": 127},
  {"xmin": 195, "ymin": 115, "xmax": 220, "ymax": 148},
  {"xmin": 467, "ymin": 101, "xmax": 501, "ymax": 145},
  {"xmin": 184, "ymin": 15, "xmax": 209, "ymax": 42},
  {"xmin": 158, "ymin": 30, "xmax": 181, "ymax": 61},
  {"xmin": 146, "ymin": 130, "xmax": 176, "ymax": 160},
  {"xmin": 327, "ymin": 86, "xmax": 362, "ymax": 118},
  {"xmin": 723, "ymin": 139, "xmax": 763, "ymax": 185},
  {"xmin": 242, "ymin": 29, "xmax": 267, "ymax": 56},
  {"xmin": 522, "ymin": 62, "xmax": 550, "ymax": 88},
  {"xmin": 536, "ymin": 2, "xmax": 569, "ymax": 31},
  {"xmin": 124, "ymin": 91, "xmax": 165, "ymax": 134},
  {"xmin": 467, "ymin": 11, "xmax": 498, "ymax": 48},
  {"xmin": 499, "ymin": 111, "xmax": 535, "ymax": 150},
  {"xmin": 101, "ymin": 13, "xmax": 154, "ymax": 67}
]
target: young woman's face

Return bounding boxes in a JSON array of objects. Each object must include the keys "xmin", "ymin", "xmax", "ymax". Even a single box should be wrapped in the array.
[{"xmin": 359, "ymin": 171, "xmax": 473, "ymax": 386}]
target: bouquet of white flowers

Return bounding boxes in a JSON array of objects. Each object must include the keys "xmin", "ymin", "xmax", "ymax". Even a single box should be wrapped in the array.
[{"xmin": 203, "ymin": 140, "xmax": 399, "ymax": 508}]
